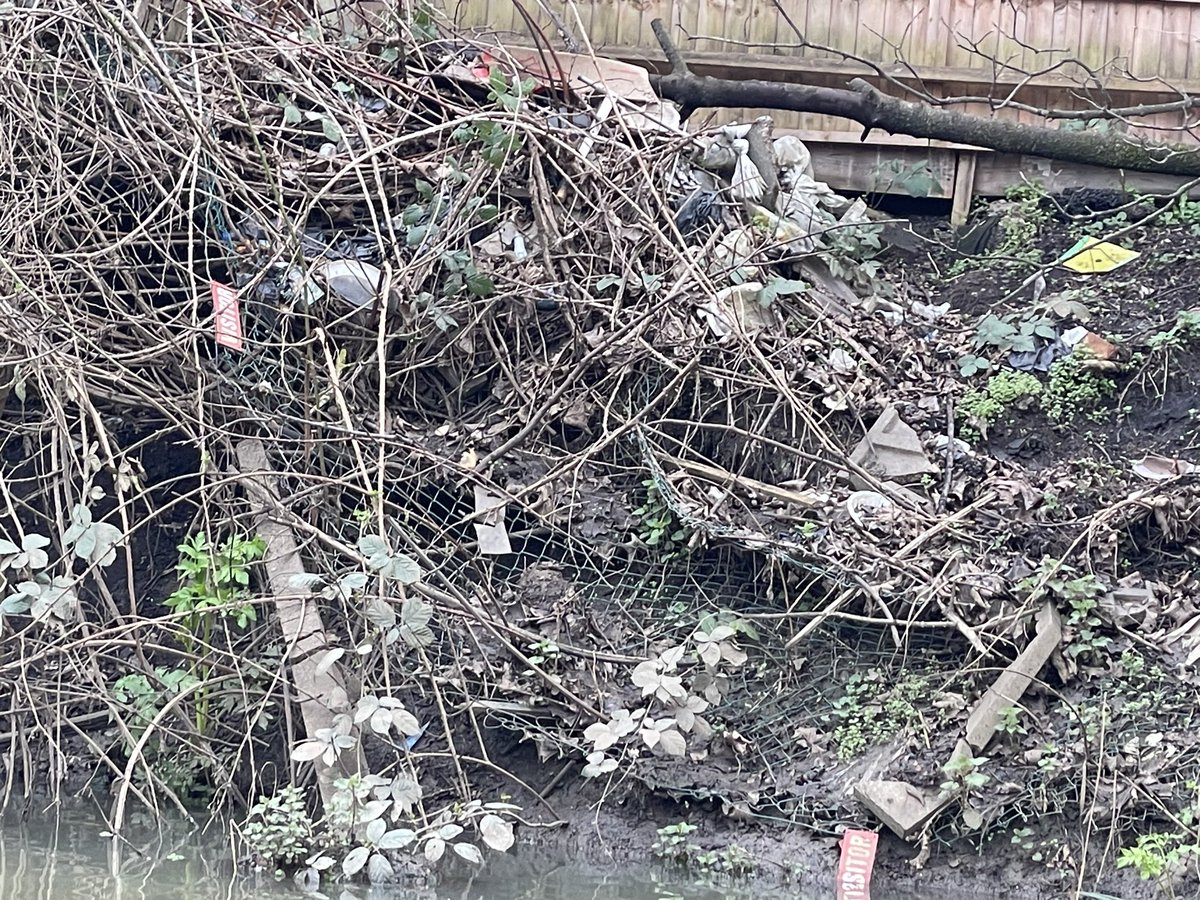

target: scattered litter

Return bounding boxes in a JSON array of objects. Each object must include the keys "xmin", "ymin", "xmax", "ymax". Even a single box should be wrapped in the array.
[
  {"xmin": 448, "ymin": 48, "xmax": 678, "ymax": 132},
  {"xmin": 844, "ymin": 490, "xmax": 895, "ymax": 528},
  {"xmin": 211, "ymin": 282, "xmax": 244, "ymax": 352},
  {"xmin": 473, "ymin": 486, "xmax": 512, "ymax": 556},
  {"xmin": 1077, "ymin": 331, "xmax": 1119, "ymax": 362},
  {"xmin": 1008, "ymin": 339, "xmax": 1067, "ymax": 373},
  {"xmin": 1060, "ymin": 325, "xmax": 1089, "ymax": 347},
  {"xmin": 836, "ymin": 829, "xmax": 878, "ymax": 900},
  {"xmin": 855, "ymin": 763, "xmax": 958, "ymax": 841},
  {"xmin": 829, "ymin": 348, "xmax": 859, "ymax": 376},
  {"xmin": 1057, "ymin": 236, "xmax": 1140, "ymax": 273},
  {"xmin": 964, "ymin": 603, "xmax": 1061, "ymax": 751},
  {"xmin": 698, "ymin": 282, "xmax": 775, "ymax": 338},
  {"xmin": 1101, "ymin": 585, "xmax": 1155, "ymax": 628},
  {"xmin": 318, "ymin": 259, "xmax": 391, "ymax": 310},
  {"xmin": 909, "ymin": 300, "xmax": 951, "ymax": 322},
  {"xmin": 1132, "ymin": 455, "xmax": 1197, "ymax": 480},
  {"xmin": 849, "ymin": 405, "xmax": 938, "ymax": 485}
]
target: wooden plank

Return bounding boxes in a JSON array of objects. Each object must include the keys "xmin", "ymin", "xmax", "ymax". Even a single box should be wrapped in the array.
[
  {"xmin": 945, "ymin": 0, "xmax": 984, "ymax": 69},
  {"xmin": 855, "ymin": 0, "xmax": 887, "ymax": 63},
  {"xmin": 1052, "ymin": 0, "xmax": 1084, "ymax": 71},
  {"xmin": 1072, "ymin": 0, "xmax": 1109, "ymax": 73},
  {"xmin": 917, "ymin": 0, "xmax": 947, "ymax": 68},
  {"xmin": 1190, "ymin": 5, "xmax": 1200, "ymax": 79},
  {"xmin": 1131, "ymin": 2, "xmax": 1167, "ymax": 79},
  {"xmin": 883, "ymin": 0, "xmax": 920, "ymax": 63},
  {"xmin": 803, "ymin": 0, "xmax": 833, "ymax": 60},
  {"xmin": 1021, "ymin": 0, "xmax": 1057, "ymax": 74},
  {"xmin": 972, "ymin": 151, "xmax": 1200, "ymax": 196},
  {"xmin": 1105, "ymin": 1, "xmax": 1140, "ymax": 76},
  {"xmin": 1160, "ymin": 2, "xmax": 1194, "ymax": 81},
  {"xmin": 828, "ymin": 9, "xmax": 862, "ymax": 63},
  {"xmin": 812, "ymin": 143, "xmax": 957, "ymax": 197},
  {"xmin": 950, "ymin": 150, "xmax": 979, "ymax": 224},
  {"xmin": 237, "ymin": 439, "xmax": 366, "ymax": 809},
  {"xmin": 745, "ymin": 0, "xmax": 781, "ymax": 61},
  {"xmin": 951, "ymin": 150, "xmax": 978, "ymax": 224}
]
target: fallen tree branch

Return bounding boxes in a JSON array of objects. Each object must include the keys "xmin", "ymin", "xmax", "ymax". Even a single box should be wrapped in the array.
[{"xmin": 647, "ymin": 18, "xmax": 1200, "ymax": 177}]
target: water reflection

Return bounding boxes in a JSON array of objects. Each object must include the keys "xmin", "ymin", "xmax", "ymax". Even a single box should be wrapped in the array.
[{"xmin": 0, "ymin": 808, "xmax": 771, "ymax": 900}]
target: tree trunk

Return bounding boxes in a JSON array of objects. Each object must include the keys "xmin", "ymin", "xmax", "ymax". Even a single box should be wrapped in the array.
[{"xmin": 647, "ymin": 20, "xmax": 1200, "ymax": 178}]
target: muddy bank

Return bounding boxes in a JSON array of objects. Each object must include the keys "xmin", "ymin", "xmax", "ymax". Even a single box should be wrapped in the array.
[{"xmin": 1, "ymin": 5, "xmax": 1198, "ymax": 900}]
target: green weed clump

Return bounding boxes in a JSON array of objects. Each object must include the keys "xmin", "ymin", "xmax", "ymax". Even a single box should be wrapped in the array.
[
  {"xmin": 1043, "ymin": 353, "xmax": 1115, "ymax": 423},
  {"xmin": 959, "ymin": 369, "xmax": 1042, "ymax": 438},
  {"xmin": 831, "ymin": 669, "xmax": 928, "ymax": 759}
]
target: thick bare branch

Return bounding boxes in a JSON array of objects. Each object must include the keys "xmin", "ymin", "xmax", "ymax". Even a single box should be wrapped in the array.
[{"xmin": 648, "ymin": 19, "xmax": 1200, "ymax": 177}]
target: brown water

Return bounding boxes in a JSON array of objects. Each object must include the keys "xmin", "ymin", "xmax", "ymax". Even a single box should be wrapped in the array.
[{"xmin": 0, "ymin": 806, "xmax": 770, "ymax": 900}]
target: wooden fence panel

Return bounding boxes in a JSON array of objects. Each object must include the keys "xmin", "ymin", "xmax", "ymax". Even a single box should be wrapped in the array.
[{"xmin": 448, "ymin": 0, "xmax": 1200, "ymax": 201}]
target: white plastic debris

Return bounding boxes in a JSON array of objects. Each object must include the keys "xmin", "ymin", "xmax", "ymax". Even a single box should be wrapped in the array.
[
  {"xmin": 1061, "ymin": 325, "xmax": 1089, "ymax": 347},
  {"xmin": 773, "ymin": 134, "xmax": 814, "ymax": 179},
  {"xmin": 781, "ymin": 172, "xmax": 850, "ymax": 214},
  {"xmin": 319, "ymin": 259, "xmax": 389, "ymax": 309},
  {"xmin": 720, "ymin": 122, "xmax": 754, "ymax": 140},
  {"xmin": 829, "ymin": 347, "xmax": 858, "ymax": 376},
  {"xmin": 845, "ymin": 490, "xmax": 896, "ymax": 528},
  {"xmin": 1132, "ymin": 455, "xmax": 1196, "ymax": 480},
  {"xmin": 910, "ymin": 300, "xmax": 951, "ymax": 322},
  {"xmin": 729, "ymin": 138, "xmax": 766, "ymax": 202}
]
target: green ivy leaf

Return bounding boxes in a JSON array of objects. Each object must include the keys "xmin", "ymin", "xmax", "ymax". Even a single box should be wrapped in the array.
[
  {"xmin": 466, "ymin": 272, "xmax": 494, "ymax": 298},
  {"xmin": 320, "ymin": 115, "xmax": 342, "ymax": 143}
]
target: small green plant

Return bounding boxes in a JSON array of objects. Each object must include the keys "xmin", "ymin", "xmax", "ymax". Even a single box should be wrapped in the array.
[
  {"xmin": 112, "ymin": 667, "xmax": 200, "ymax": 737},
  {"xmin": 869, "ymin": 160, "xmax": 935, "ymax": 199},
  {"xmin": 952, "ymin": 181, "xmax": 1049, "ymax": 273},
  {"xmin": 653, "ymin": 821, "xmax": 700, "ymax": 863},
  {"xmin": 1118, "ymin": 831, "xmax": 1200, "ymax": 892},
  {"xmin": 451, "ymin": 119, "xmax": 523, "ymax": 168},
  {"xmin": 959, "ymin": 369, "xmax": 1042, "ymax": 436},
  {"xmin": 652, "ymin": 823, "xmax": 755, "ymax": 877},
  {"xmin": 973, "ymin": 312, "xmax": 1057, "ymax": 355},
  {"xmin": 166, "ymin": 532, "xmax": 266, "ymax": 632},
  {"xmin": 1011, "ymin": 827, "xmax": 1062, "ymax": 865},
  {"xmin": 485, "ymin": 68, "xmax": 536, "ymax": 112},
  {"xmin": 957, "ymin": 353, "xmax": 991, "ymax": 377},
  {"xmin": 1018, "ymin": 559, "xmax": 1111, "ymax": 662},
  {"xmin": 1120, "ymin": 648, "xmax": 1146, "ymax": 678},
  {"xmin": 940, "ymin": 753, "xmax": 991, "ymax": 796},
  {"xmin": 1147, "ymin": 309, "xmax": 1200, "ymax": 352},
  {"xmin": 243, "ymin": 787, "xmax": 314, "ymax": 868},
  {"xmin": 1042, "ymin": 352, "xmax": 1115, "ymax": 423},
  {"xmin": 1036, "ymin": 741, "xmax": 1062, "ymax": 773},
  {"xmin": 525, "ymin": 638, "xmax": 560, "ymax": 666},
  {"xmin": 1158, "ymin": 195, "xmax": 1200, "ymax": 228},
  {"xmin": 996, "ymin": 705, "xmax": 1026, "ymax": 737},
  {"xmin": 830, "ymin": 670, "xmax": 928, "ymax": 759},
  {"xmin": 1080, "ymin": 209, "xmax": 1128, "ymax": 236},
  {"xmin": 632, "ymin": 479, "xmax": 690, "ymax": 559},
  {"xmin": 290, "ymin": 772, "xmax": 518, "ymax": 885},
  {"xmin": 164, "ymin": 531, "xmax": 267, "ymax": 733},
  {"xmin": 823, "ymin": 224, "xmax": 887, "ymax": 294},
  {"xmin": 448, "ymin": 68, "xmax": 535, "ymax": 169},
  {"xmin": 111, "ymin": 667, "xmax": 209, "ymax": 797},
  {"xmin": 693, "ymin": 844, "xmax": 757, "ymax": 876}
]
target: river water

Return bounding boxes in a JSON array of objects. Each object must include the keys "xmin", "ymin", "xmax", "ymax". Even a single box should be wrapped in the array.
[{"xmin": 0, "ymin": 806, "xmax": 782, "ymax": 900}]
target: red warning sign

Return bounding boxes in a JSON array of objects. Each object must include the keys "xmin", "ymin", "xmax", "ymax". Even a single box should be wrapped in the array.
[
  {"xmin": 836, "ymin": 829, "xmax": 878, "ymax": 900},
  {"xmin": 211, "ymin": 281, "xmax": 244, "ymax": 352}
]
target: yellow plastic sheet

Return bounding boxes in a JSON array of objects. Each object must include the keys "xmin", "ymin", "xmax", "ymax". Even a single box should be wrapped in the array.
[{"xmin": 1058, "ymin": 237, "xmax": 1140, "ymax": 273}]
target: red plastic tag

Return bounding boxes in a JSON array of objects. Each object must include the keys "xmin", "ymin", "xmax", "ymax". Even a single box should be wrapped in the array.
[
  {"xmin": 836, "ymin": 829, "xmax": 878, "ymax": 900},
  {"xmin": 211, "ymin": 281, "xmax": 244, "ymax": 352}
]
